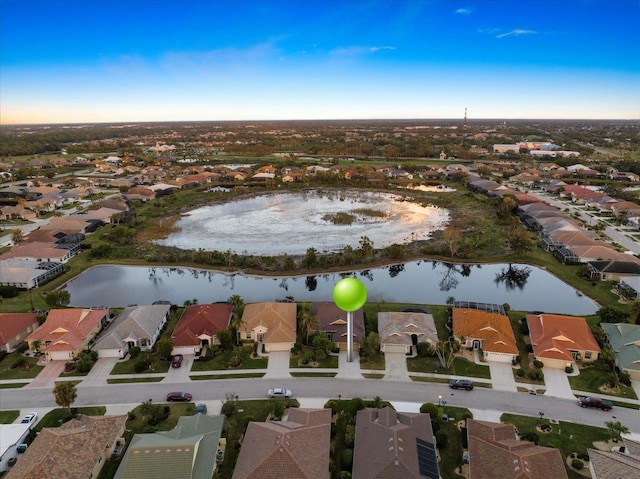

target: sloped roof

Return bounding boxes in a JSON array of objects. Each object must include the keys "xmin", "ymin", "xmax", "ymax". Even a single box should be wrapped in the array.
[
  {"xmin": 352, "ymin": 407, "xmax": 439, "ymax": 479},
  {"xmin": 311, "ymin": 302, "xmax": 365, "ymax": 343},
  {"xmin": 232, "ymin": 408, "xmax": 331, "ymax": 479},
  {"xmin": 172, "ymin": 303, "xmax": 233, "ymax": 347},
  {"xmin": 600, "ymin": 323, "xmax": 640, "ymax": 373},
  {"xmin": 526, "ymin": 313, "xmax": 600, "ymax": 362},
  {"xmin": 588, "ymin": 261, "xmax": 640, "ymax": 275},
  {"xmin": 94, "ymin": 304, "xmax": 170, "ymax": 350},
  {"xmin": 240, "ymin": 302, "xmax": 296, "ymax": 344},
  {"xmin": 0, "ymin": 242, "xmax": 70, "ymax": 261},
  {"xmin": 0, "ymin": 312, "xmax": 39, "ymax": 347},
  {"xmin": 467, "ymin": 419, "xmax": 567, "ymax": 479},
  {"xmin": 5, "ymin": 415, "xmax": 127, "ymax": 479},
  {"xmin": 567, "ymin": 245, "xmax": 639, "ymax": 263},
  {"xmin": 452, "ymin": 308, "xmax": 518, "ymax": 355},
  {"xmin": 588, "ymin": 446, "xmax": 640, "ymax": 479},
  {"xmin": 114, "ymin": 414, "xmax": 224, "ymax": 479},
  {"xmin": 378, "ymin": 311, "xmax": 438, "ymax": 346},
  {"xmin": 26, "ymin": 308, "xmax": 107, "ymax": 352}
]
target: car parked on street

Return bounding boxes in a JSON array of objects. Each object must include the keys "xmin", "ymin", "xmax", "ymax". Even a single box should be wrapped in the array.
[
  {"xmin": 166, "ymin": 391, "xmax": 192, "ymax": 402},
  {"xmin": 577, "ymin": 396, "xmax": 613, "ymax": 411},
  {"xmin": 449, "ymin": 379, "xmax": 474, "ymax": 390},
  {"xmin": 171, "ymin": 354, "xmax": 183, "ymax": 368},
  {"xmin": 267, "ymin": 387, "xmax": 292, "ymax": 399}
]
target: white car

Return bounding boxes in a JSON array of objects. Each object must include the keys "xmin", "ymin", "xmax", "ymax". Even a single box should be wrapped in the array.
[
  {"xmin": 267, "ymin": 387, "xmax": 292, "ymax": 399},
  {"xmin": 20, "ymin": 412, "xmax": 38, "ymax": 427}
]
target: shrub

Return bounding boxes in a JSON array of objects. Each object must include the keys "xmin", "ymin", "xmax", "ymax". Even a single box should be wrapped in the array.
[
  {"xmin": 525, "ymin": 344, "xmax": 533, "ymax": 353},
  {"xmin": 344, "ymin": 424, "xmax": 355, "ymax": 447},
  {"xmin": 134, "ymin": 359, "xmax": 149, "ymax": 373},
  {"xmin": 17, "ymin": 342, "xmax": 29, "ymax": 353},
  {"xmin": 416, "ymin": 342, "xmax": 431, "ymax": 357},
  {"xmin": 571, "ymin": 459, "xmax": 584, "ymax": 470},
  {"xmin": 349, "ymin": 398, "xmax": 366, "ymax": 415},
  {"xmin": 129, "ymin": 346, "xmax": 141, "ymax": 359},
  {"xmin": 339, "ymin": 472, "xmax": 352, "ymax": 479},
  {"xmin": 520, "ymin": 431, "xmax": 539, "ymax": 444},
  {"xmin": 516, "ymin": 368, "xmax": 525, "ymax": 378},
  {"xmin": 435, "ymin": 429, "xmax": 448, "ymax": 449},
  {"xmin": 11, "ymin": 357, "xmax": 26, "ymax": 369},
  {"xmin": 619, "ymin": 371, "xmax": 631, "ymax": 387},
  {"xmin": 528, "ymin": 369, "xmax": 544, "ymax": 381},
  {"xmin": 341, "ymin": 448, "xmax": 353, "ymax": 468},
  {"xmin": 420, "ymin": 402, "xmax": 440, "ymax": 420},
  {"xmin": 221, "ymin": 401, "xmax": 237, "ymax": 418},
  {"xmin": 533, "ymin": 359, "xmax": 544, "ymax": 369},
  {"xmin": 565, "ymin": 365, "xmax": 574, "ymax": 374},
  {"xmin": 0, "ymin": 285, "xmax": 19, "ymax": 298},
  {"xmin": 0, "ymin": 350, "xmax": 8, "ymax": 362},
  {"xmin": 76, "ymin": 358, "xmax": 93, "ymax": 373}
]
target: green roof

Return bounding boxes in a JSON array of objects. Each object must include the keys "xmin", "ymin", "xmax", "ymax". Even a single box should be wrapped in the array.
[{"xmin": 601, "ymin": 323, "xmax": 640, "ymax": 372}]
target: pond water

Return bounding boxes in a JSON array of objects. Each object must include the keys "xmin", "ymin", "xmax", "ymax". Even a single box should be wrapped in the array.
[
  {"xmin": 156, "ymin": 190, "xmax": 449, "ymax": 255},
  {"xmin": 64, "ymin": 261, "xmax": 599, "ymax": 315}
]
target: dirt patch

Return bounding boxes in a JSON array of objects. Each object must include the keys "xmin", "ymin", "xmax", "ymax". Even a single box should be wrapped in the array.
[{"xmin": 565, "ymin": 456, "xmax": 590, "ymax": 477}]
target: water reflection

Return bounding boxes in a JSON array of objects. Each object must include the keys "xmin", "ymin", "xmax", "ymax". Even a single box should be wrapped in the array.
[{"xmin": 65, "ymin": 261, "xmax": 598, "ymax": 315}]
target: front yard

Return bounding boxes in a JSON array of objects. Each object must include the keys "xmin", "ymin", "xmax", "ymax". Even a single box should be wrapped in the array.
[
  {"xmin": 568, "ymin": 365, "xmax": 638, "ymax": 400},
  {"xmin": 0, "ymin": 352, "xmax": 44, "ymax": 380},
  {"xmin": 407, "ymin": 356, "xmax": 491, "ymax": 379},
  {"xmin": 190, "ymin": 345, "xmax": 268, "ymax": 371}
]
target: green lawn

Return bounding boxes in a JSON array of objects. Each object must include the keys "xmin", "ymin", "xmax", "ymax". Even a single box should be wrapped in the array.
[
  {"xmin": 406, "ymin": 356, "xmax": 490, "ymax": 379},
  {"xmin": 0, "ymin": 410, "xmax": 20, "ymax": 424},
  {"xmin": 360, "ymin": 352, "xmax": 385, "ymax": 370},
  {"xmin": 35, "ymin": 406, "xmax": 106, "ymax": 431},
  {"xmin": 190, "ymin": 345, "xmax": 268, "ymax": 371},
  {"xmin": 289, "ymin": 349, "xmax": 338, "ymax": 368},
  {"xmin": 106, "ymin": 377, "xmax": 164, "ymax": 384},
  {"xmin": 109, "ymin": 355, "xmax": 171, "ymax": 375},
  {"xmin": 190, "ymin": 373, "xmax": 265, "ymax": 380},
  {"xmin": 0, "ymin": 383, "xmax": 28, "ymax": 388},
  {"xmin": 290, "ymin": 372, "xmax": 337, "ymax": 377},
  {"xmin": 0, "ymin": 353, "xmax": 44, "ymax": 380},
  {"xmin": 569, "ymin": 366, "xmax": 638, "ymax": 399}
]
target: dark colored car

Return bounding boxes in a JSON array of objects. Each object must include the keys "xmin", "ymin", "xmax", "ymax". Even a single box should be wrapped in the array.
[
  {"xmin": 577, "ymin": 396, "xmax": 613, "ymax": 411},
  {"xmin": 449, "ymin": 379, "xmax": 474, "ymax": 390},
  {"xmin": 195, "ymin": 403, "xmax": 207, "ymax": 414},
  {"xmin": 7, "ymin": 457, "xmax": 17, "ymax": 466},
  {"xmin": 166, "ymin": 391, "xmax": 192, "ymax": 402},
  {"xmin": 171, "ymin": 354, "xmax": 183, "ymax": 368}
]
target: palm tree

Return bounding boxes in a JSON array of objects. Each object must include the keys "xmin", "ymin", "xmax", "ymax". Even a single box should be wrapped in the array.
[
  {"xmin": 297, "ymin": 305, "xmax": 318, "ymax": 344},
  {"xmin": 53, "ymin": 382, "xmax": 77, "ymax": 416},
  {"xmin": 605, "ymin": 420, "xmax": 629, "ymax": 442},
  {"xmin": 11, "ymin": 228, "xmax": 24, "ymax": 245}
]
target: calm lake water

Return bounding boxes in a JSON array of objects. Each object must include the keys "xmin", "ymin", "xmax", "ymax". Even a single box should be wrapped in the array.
[{"xmin": 64, "ymin": 261, "xmax": 599, "ymax": 315}]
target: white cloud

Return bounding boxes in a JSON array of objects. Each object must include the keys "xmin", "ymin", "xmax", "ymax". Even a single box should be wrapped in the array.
[
  {"xmin": 331, "ymin": 45, "xmax": 396, "ymax": 56},
  {"xmin": 496, "ymin": 29, "xmax": 537, "ymax": 39},
  {"xmin": 455, "ymin": 8, "xmax": 472, "ymax": 15},
  {"xmin": 369, "ymin": 46, "xmax": 396, "ymax": 52}
]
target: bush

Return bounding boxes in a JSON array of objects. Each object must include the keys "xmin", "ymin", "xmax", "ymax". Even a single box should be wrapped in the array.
[
  {"xmin": 516, "ymin": 368, "xmax": 525, "ymax": 378},
  {"xmin": 129, "ymin": 346, "xmax": 141, "ymax": 359},
  {"xmin": 420, "ymin": 402, "xmax": 440, "ymax": 420},
  {"xmin": 134, "ymin": 359, "xmax": 149, "ymax": 373},
  {"xmin": 17, "ymin": 342, "xmax": 30, "ymax": 353},
  {"xmin": 520, "ymin": 431, "xmax": 539, "ymax": 444},
  {"xmin": 416, "ymin": 342, "xmax": 431, "ymax": 357},
  {"xmin": 435, "ymin": 429, "xmax": 448, "ymax": 449},
  {"xmin": 571, "ymin": 459, "xmax": 584, "ymax": 470},
  {"xmin": 533, "ymin": 359, "xmax": 544, "ymax": 369},
  {"xmin": 221, "ymin": 401, "xmax": 237, "ymax": 418},
  {"xmin": 528, "ymin": 369, "xmax": 544, "ymax": 381},
  {"xmin": 11, "ymin": 357, "xmax": 26, "ymax": 369},
  {"xmin": 0, "ymin": 285, "xmax": 19, "ymax": 298},
  {"xmin": 525, "ymin": 344, "xmax": 533, "ymax": 353},
  {"xmin": 339, "ymin": 472, "xmax": 352, "ymax": 479},
  {"xmin": 344, "ymin": 424, "xmax": 355, "ymax": 447},
  {"xmin": 565, "ymin": 365, "xmax": 574, "ymax": 374},
  {"xmin": 342, "ymin": 448, "xmax": 353, "ymax": 468},
  {"xmin": 619, "ymin": 371, "xmax": 631, "ymax": 387},
  {"xmin": 349, "ymin": 398, "xmax": 365, "ymax": 415},
  {"xmin": 76, "ymin": 358, "xmax": 92, "ymax": 373},
  {"xmin": 0, "ymin": 350, "xmax": 7, "ymax": 362}
]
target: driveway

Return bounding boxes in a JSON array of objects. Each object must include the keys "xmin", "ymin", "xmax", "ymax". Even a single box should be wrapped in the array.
[
  {"xmin": 162, "ymin": 355, "xmax": 195, "ymax": 383},
  {"xmin": 263, "ymin": 351, "xmax": 291, "ymax": 379},
  {"xmin": 336, "ymin": 351, "xmax": 362, "ymax": 379},
  {"xmin": 24, "ymin": 360, "xmax": 66, "ymax": 389},
  {"xmin": 543, "ymin": 366, "xmax": 576, "ymax": 400},
  {"xmin": 488, "ymin": 361, "xmax": 517, "ymax": 392},
  {"xmin": 78, "ymin": 357, "xmax": 118, "ymax": 387},
  {"xmin": 383, "ymin": 352, "xmax": 410, "ymax": 381}
]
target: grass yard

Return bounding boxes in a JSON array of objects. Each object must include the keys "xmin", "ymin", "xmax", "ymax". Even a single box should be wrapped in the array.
[
  {"xmin": 190, "ymin": 372, "xmax": 265, "ymax": 380},
  {"xmin": 569, "ymin": 366, "xmax": 638, "ymax": 399},
  {"xmin": 0, "ymin": 410, "xmax": 20, "ymax": 423},
  {"xmin": 106, "ymin": 377, "xmax": 163, "ymax": 384},
  {"xmin": 0, "ymin": 383, "xmax": 28, "ymax": 388},
  {"xmin": 290, "ymin": 372, "xmax": 337, "ymax": 377},
  {"xmin": 362, "ymin": 373, "xmax": 385, "ymax": 379},
  {"xmin": 289, "ymin": 348, "xmax": 338, "ymax": 368},
  {"xmin": 0, "ymin": 353, "xmax": 44, "ymax": 380},
  {"xmin": 406, "ymin": 356, "xmax": 490, "ymax": 379},
  {"xmin": 35, "ymin": 406, "xmax": 106, "ymax": 431},
  {"xmin": 190, "ymin": 345, "xmax": 268, "ymax": 371},
  {"xmin": 360, "ymin": 352, "xmax": 385, "ymax": 370},
  {"xmin": 109, "ymin": 355, "xmax": 171, "ymax": 375}
]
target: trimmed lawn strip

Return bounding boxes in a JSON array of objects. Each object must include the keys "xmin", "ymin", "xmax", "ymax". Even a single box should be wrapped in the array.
[
  {"xmin": 407, "ymin": 356, "xmax": 490, "ymax": 379},
  {"xmin": 360, "ymin": 353, "xmax": 385, "ymax": 370},
  {"xmin": 0, "ymin": 410, "xmax": 20, "ymax": 424},
  {"xmin": 190, "ymin": 345, "xmax": 268, "ymax": 371},
  {"xmin": 0, "ymin": 382, "xmax": 28, "ymax": 388},
  {"xmin": 569, "ymin": 366, "xmax": 638, "ymax": 399},
  {"xmin": 362, "ymin": 373, "xmax": 384, "ymax": 379},
  {"xmin": 110, "ymin": 356, "xmax": 171, "ymax": 375},
  {"xmin": 289, "ymin": 350, "xmax": 338, "ymax": 368},
  {"xmin": 290, "ymin": 372, "xmax": 337, "ymax": 377},
  {"xmin": 0, "ymin": 353, "xmax": 44, "ymax": 380},
  {"xmin": 107, "ymin": 377, "xmax": 164, "ymax": 384},
  {"xmin": 190, "ymin": 372, "xmax": 265, "ymax": 380},
  {"xmin": 35, "ymin": 407, "xmax": 106, "ymax": 431}
]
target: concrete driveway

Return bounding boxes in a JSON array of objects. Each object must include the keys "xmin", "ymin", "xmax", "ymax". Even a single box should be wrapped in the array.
[
  {"xmin": 263, "ymin": 351, "xmax": 291, "ymax": 379},
  {"xmin": 543, "ymin": 366, "xmax": 576, "ymax": 400},
  {"xmin": 488, "ymin": 361, "xmax": 517, "ymax": 392},
  {"xmin": 383, "ymin": 352, "xmax": 410, "ymax": 381}
]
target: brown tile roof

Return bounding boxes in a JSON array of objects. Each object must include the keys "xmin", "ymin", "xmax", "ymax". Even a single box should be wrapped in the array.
[
  {"xmin": 172, "ymin": 303, "xmax": 233, "ymax": 347},
  {"xmin": 0, "ymin": 242, "xmax": 69, "ymax": 261},
  {"xmin": 240, "ymin": 302, "xmax": 296, "ymax": 344},
  {"xmin": 311, "ymin": 302, "xmax": 365, "ymax": 343},
  {"xmin": 526, "ymin": 313, "xmax": 600, "ymax": 362},
  {"xmin": 467, "ymin": 419, "xmax": 567, "ymax": 479},
  {"xmin": 452, "ymin": 309, "xmax": 518, "ymax": 355},
  {"xmin": 26, "ymin": 308, "xmax": 107, "ymax": 353},
  {"xmin": 231, "ymin": 408, "xmax": 331, "ymax": 479},
  {"xmin": 0, "ymin": 313, "xmax": 39, "ymax": 348},
  {"xmin": 378, "ymin": 312, "xmax": 438, "ymax": 346},
  {"xmin": 352, "ymin": 406, "xmax": 439, "ymax": 479},
  {"xmin": 5, "ymin": 414, "xmax": 127, "ymax": 479}
]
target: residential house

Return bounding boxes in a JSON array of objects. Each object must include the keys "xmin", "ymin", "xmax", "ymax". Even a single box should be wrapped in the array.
[
  {"xmin": 171, "ymin": 303, "xmax": 233, "ymax": 356},
  {"xmin": 588, "ymin": 438, "xmax": 640, "ymax": 479},
  {"xmin": 93, "ymin": 304, "xmax": 171, "ymax": 359},
  {"xmin": 232, "ymin": 408, "xmax": 331, "ymax": 479},
  {"xmin": 467, "ymin": 419, "xmax": 567, "ymax": 479},
  {"xmin": 619, "ymin": 276, "xmax": 640, "ymax": 299},
  {"xmin": 526, "ymin": 313, "xmax": 600, "ymax": 368},
  {"xmin": 352, "ymin": 406, "xmax": 439, "ymax": 479},
  {"xmin": 452, "ymin": 306, "xmax": 518, "ymax": 362},
  {"xmin": 0, "ymin": 258, "xmax": 64, "ymax": 289},
  {"xmin": 310, "ymin": 302, "xmax": 365, "ymax": 351},
  {"xmin": 26, "ymin": 308, "xmax": 109, "ymax": 360},
  {"xmin": 238, "ymin": 302, "xmax": 296, "ymax": 352},
  {"xmin": 601, "ymin": 323, "xmax": 640, "ymax": 381},
  {"xmin": 377, "ymin": 311, "xmax": 438, "ymax": 355},
  {"xmin": 5, "ymin": 415, "xmax": 127, "ymax": 479},
  {"xmin": 114, "ymin": 414, "xmax": 224, "ymax": 479},
  {"xmin": 0, "ymin": 241, "xmax": 79, "ymax": 264},
  {"xmin": 0, "ymin": 313, "xmax": 39, "ymax": 353},
  {"xmin": 587, "ymin": 260, "xmax": 640, "ymax": 281}
]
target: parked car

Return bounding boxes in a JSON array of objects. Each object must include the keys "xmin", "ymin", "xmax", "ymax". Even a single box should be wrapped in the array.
[
  {"xmin": 171, "ymin": 354, "xmax": 183, "ymax": 368},
  {"xmin": 20, "ymin": 412, "xmax": 38, "ymax": 426},
  {"xmin": 267, "ymin": 387, "xmax": 292, "ymax": 399},
  {"xmin": 577, "ymin": 396, "xmax": 613, "ymax": 411},
  {"xmin": 195, "ymin": 403, "xmax": 207, "ymax": 414},
  {"xmin": 449, "ymin": 379, "xmax": 474, "ymax": 390},
  {"xmin": 166, "ymin": 391, "xmax": 192, "ymax": 402}
]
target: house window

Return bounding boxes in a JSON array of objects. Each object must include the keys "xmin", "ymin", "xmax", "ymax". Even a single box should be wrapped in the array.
[
  {"xmin": 245, "ymin": 332, "xmax": 252, "ymax": 340},
  {"xmin": 584, "ymin": 351, "xmax": 592, "ymax": 360}
]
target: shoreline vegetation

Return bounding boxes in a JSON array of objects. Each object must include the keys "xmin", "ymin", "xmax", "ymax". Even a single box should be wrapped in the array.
[{"xmin": 0, "ymin": 184, "xmax": 623, "ymax": 313}]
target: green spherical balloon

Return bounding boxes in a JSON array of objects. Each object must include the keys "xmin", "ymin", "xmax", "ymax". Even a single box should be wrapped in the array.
[{"xmin": 333, "ymin": 277, "xmax": 367, "ymax": 312}]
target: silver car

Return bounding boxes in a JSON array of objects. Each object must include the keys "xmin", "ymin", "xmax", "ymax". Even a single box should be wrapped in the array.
[{"xmin": 267, "ymin": 387, "xmax": 292, "ymax": 398}]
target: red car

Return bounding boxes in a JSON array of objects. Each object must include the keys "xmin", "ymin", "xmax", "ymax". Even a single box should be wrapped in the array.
[
  {"xmin": 166, "ymin": 391, "xmax": 192, "ymax": 402},
  {"xmin": 171, "ymin": 354, "xmax": 183, "ymax": 368}
]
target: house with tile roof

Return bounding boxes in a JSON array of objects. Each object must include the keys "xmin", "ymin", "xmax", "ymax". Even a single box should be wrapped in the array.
[
  {"xmin": 526, "ymin": 313, "xmax": 600, "ymax": 368},
  {"xmin": 311, "ymin": 302, "xmax": 365, "ymax": 352},
  {"xmin": 5, "ymin": 414, "xmax": 127, "ymax": 479},
  {"xmin": 171, "ymin": 303, "xmax": 233, "ymax": 356},
  {"xmin": 0, "ymin": 312, "xmax": 39, "ymax": 353},
  {"xmin": 588, "ymin": 438, "xmax": 640, "ymax": 479},
  {"xmin": 238, "ymin": 302, "xmax": 296, "ymax": 353},
  {"xmin": 0, "ymin": 258, "xmax": 65, "ymax": 289},
  {"xmin": 0, "ymin": 241, "xmax": 79, "ymax": 264},
  {"xmin": 378, "ymin": 311, "xmax": 438, "ymax": 355},
  {"xmin": 452, "ymin": 308, "xmax": 518, "ymax": 362},
  {"xmin": 352, "ymin": 406, "xmax": 439, "ymax": 479},
  {"xmin": 114, "ymin": 414, "xmax": 224, "ymax": 479},
  {"xmin": 25, "ymin": 308, "xmax": 109, "ymax": 360},
  {"xmin": 601, "ymin": 323, "xmax": 640, "ymax": 381},
  {"xmin": 232, "ymin": 408, "xmax": 331, "ymax": 479},
  {"xmin": 93, "ymin": 304, "xmax": 171, "ymax": 358},
  {"xmin": 467, "ymin": 419, "xmax": 567, "ymax": 479}
]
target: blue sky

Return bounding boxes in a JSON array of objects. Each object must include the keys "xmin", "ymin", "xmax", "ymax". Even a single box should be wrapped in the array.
[{"xmin": 1, "ymin": 0, "xmax": 639, "ymax": 124}]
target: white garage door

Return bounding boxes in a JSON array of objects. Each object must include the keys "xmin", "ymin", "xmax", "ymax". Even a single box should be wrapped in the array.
[
  {"xmin": 97, "ymin": 349, "xmax": 121, "ymax": 359},
  {"xmin": 383, "ymin": 344, "xmax": 408, "ymax": 354}
]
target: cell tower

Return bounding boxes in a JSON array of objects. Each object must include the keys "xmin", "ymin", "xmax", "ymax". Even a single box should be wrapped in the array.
[{"xmin": 464, "ymin": 107, "xmax": 468, "ymax": 127}]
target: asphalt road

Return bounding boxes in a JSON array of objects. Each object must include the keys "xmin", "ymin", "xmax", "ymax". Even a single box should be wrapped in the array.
[{"xmin": 3, "ymin": 377, "xmax": 639, "ymax": 433}]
